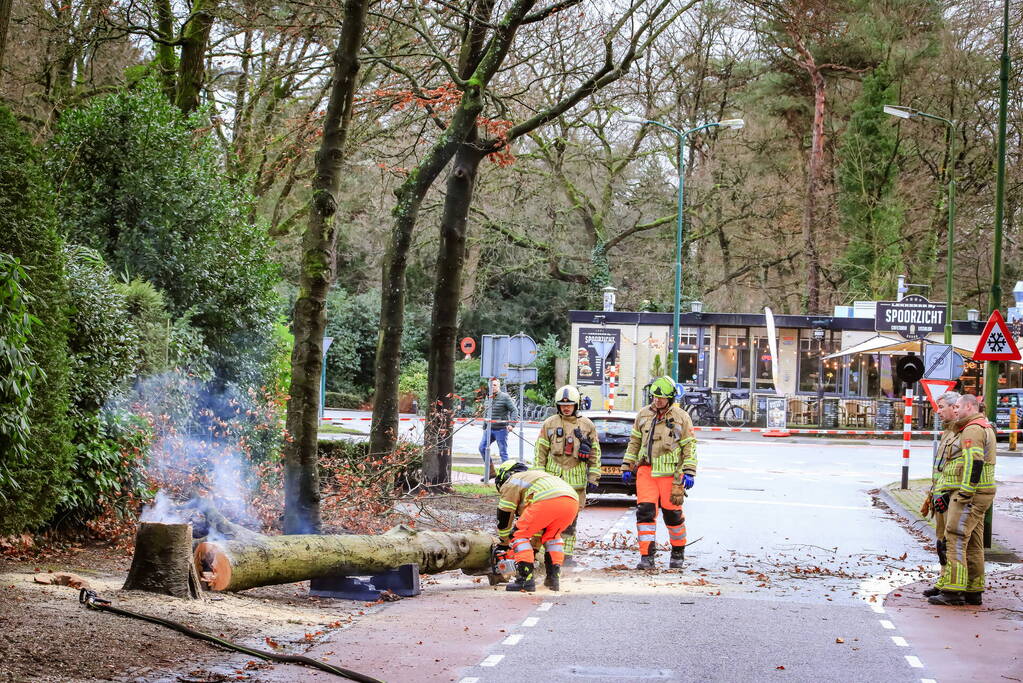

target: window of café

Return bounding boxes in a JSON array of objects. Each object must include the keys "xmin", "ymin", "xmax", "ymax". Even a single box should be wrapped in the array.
[
  {"xmin": 676, "ymin": 326, "xmax": 709, "ymax": 385},
  {"xmin": 715, "ymin": 327, "xmax": 750, "ymax": 389},
  {"xmin": 751, "ymin": 328, "xmax": 775, "ymax": 392},
  {"xmin": 846, "ymin": 352, "xmax": 881, "ymax": 397},
  {"xmin": 797, "ymin": 329, "xmax": 840, "ymax": 394}
]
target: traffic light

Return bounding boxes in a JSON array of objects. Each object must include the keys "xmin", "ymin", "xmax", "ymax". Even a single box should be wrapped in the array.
[{"xmin": 896, "ymin": 353, "xmax": 925, "ymax": 383}]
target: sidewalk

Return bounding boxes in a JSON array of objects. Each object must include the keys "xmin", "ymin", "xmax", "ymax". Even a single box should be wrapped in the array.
[{"xmin": 878, "ymin": 474, "xmax": 1023, "ymax": 681}]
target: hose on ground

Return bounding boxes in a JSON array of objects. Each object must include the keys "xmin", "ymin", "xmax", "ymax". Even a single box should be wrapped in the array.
[{"xmin": 79, "ymin": 588, "xmax": 382, "ymax": 683}]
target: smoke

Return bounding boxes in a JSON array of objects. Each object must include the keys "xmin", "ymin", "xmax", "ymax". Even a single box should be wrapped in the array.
[{"xmin": 112, "ymin": 370, "xmax": 283, "ymax": 529}]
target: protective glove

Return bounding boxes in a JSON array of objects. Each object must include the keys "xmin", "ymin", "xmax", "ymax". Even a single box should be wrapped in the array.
[
  {"xmin": 586, "ymin": 482, "xmax": 598, "ymax": 493},
  {"xmin": 670, "ymin": 482, "xmax": 685, "ymax": 506},
  {"xmin": 919, "ymin": 495, "xmax": 932, "ymax": 517},
  {"xmin": 575, "ymin": 428, "xmax": 592, "ymax": 460},
  {"xmin": 683, "ymin": 473, "xmax": 695, "ymax": 490},
  {"xmin": 931, "ymin": 492, "xmax": 951, "ymax": 514},
  {"xmin": 621, "ymin": 469, "xmax": 633, "ymax": 484}
]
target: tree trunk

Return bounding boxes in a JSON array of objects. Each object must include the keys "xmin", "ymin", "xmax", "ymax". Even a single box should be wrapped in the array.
[
  {"xmin": 423, "ymin": 143, "xmax": 485, "ymax": 487},
  {"xmin": 154, "ymin": 0, "xmax": 176, "ymax": 102},
  {"xmin": 123, "ymin": 523, "xmax": 203, "ymax": 599},
  {"xmin": 283, "ymin": 0, "xmax": 370, "ymax": 535},
  {"xmin": 174, "ymin": 0, "xmax": 218, "ymax": 114},
  {"xmin": 0, "ymin": 0, "xmax": 12, "ymax": 77},
  {"xmin": 195, "ymin": 526, "xmax": 495, "ymax": 592}
]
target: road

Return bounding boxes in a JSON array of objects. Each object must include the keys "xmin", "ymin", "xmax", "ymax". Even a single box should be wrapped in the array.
[{"xmin": 265, "ymin": 425, "xmax": 1023, "ymax": 682}]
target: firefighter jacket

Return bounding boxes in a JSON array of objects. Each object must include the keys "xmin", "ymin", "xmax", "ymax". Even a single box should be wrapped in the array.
[
  {"xmin": 623, "ymin": 403, "xmax": 697, "ymax": 479},
  {"xmin": 533, "ymin": 413, "xmax": 601, "ymax": 488},
  {"xmin": 496, "ymin": 469, "xmax": 578, "ymax": 539},
  {"xmin": 929, "ymin": 422, "xmax": 961, "ymax": 496},
  {"xmin": 934, "ymin": 414, "xmax": 997, "ymax": 495}
]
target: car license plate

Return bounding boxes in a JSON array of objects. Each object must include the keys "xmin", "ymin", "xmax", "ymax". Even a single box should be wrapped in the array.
[{"xmin": 601, "ymin": 465, "xmax": 620, "ymax": 475}]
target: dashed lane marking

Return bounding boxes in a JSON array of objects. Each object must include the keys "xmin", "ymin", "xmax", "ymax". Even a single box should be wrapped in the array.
[
  {"xmin": 921, "ymin": 679, "xmax": 937, "ymax": 683},
  {"xmin": 905, "ymin": 656, "xmax": 924, "ymax": 668},
  {"xmin": 458, "ymin": 679, "xmax": 479, "ymax": 683},
  {"xmin": 891, "ymin": 636, "xmax": 909, "ymax": 647},
  {"xmin": 537, "ymin": 602, "xmax": 553, "ymax": 611},
  {"xmin": 480, "ymin": 654, "xmax": 504, "ymax": 667},
  {"xmin": 870, "ymin": 603, "xmax": 886, "ymax": 614},
  {"xmin": 879, "ymin": 620, "xmax": 895, "ymax": 630},
  {"xmin": 522, "ymin": 616, "xmax": 539, "ymax": 627},
  {"xmin": 502, "ymin": 634, "xmax": 524, "ymax": 646}
]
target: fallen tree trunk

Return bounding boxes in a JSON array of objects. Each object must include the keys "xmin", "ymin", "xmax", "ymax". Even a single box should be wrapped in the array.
[{"xmin": 195, "ymin": 526, "xmax": 495, "ymax": 592}]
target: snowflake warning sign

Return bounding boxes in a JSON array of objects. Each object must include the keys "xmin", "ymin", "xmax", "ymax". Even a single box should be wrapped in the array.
[{"xmin": 972, "ymin": 309, "xmax": 1022, "ymax": 361}]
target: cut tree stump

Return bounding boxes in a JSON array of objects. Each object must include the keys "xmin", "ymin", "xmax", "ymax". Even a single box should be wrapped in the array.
[
  {"xmin": 123, "ymin": 522, "xmax": 203, "ymax": 599},
  {"xmin": 195, "ymin": 526, "xmax": 495, "ymax": 592}
]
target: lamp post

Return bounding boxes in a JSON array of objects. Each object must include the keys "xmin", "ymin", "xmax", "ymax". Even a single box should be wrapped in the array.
[
  {"xmin": 884, "ymin": 105, "xmax": 956, "ymax": 344},
  {"xmin": 622, "ymin": 115, "xmax": 744, "ymax": 381}
]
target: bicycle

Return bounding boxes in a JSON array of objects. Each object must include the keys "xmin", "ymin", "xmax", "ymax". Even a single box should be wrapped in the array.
[{"xmin": 681, "ymin": 388, "xmax": 750, "ymax": 428}]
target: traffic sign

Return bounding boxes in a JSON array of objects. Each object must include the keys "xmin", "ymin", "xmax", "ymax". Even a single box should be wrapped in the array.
[
  {"xmin": 920, "ymin": 379, "xmax": 957, "ymax": 411},
  {"xmin": 460, "ymin": 337, "xmax": 476, "ymax": 355},
  {"xmin": 505, "ymin": 367, "xmax": 538, "ymax": 385},
  {"xmin": 972, "ymin": 309, "xmax": 1022, "ymax": 361},
  {"xmin": 895, "ymin": 354, "xmax": 925, "ymax": 383},
  {"xmin": 923, "ymin": 344, "xmax": 965, "ymax": 380},
  {"xmin": 480, "ymin": 335, "xmax": 510, "ymax": 378},
  {"xmin": 506, "ymin": 333, "xmax": 537, "ymax": 367}
]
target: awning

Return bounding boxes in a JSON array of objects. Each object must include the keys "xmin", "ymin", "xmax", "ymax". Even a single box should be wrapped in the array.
[{"xmin": 823, "ymin": 335, "xmax": 974, "ymax": 360}]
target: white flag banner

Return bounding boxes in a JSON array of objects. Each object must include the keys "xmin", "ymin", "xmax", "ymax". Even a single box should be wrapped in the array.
[{"xmin": 765, "ymin": 307, "xmax": 782, "ymax": 395}]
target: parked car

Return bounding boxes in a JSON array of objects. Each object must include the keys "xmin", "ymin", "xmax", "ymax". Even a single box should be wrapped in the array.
[
  {"xmin": 996, "ymin": 388, "xmax": 1023, "ymax": 437},
  {"xmin": 580, "ymin": 411, "xmax": 638, "ymax": 496}
]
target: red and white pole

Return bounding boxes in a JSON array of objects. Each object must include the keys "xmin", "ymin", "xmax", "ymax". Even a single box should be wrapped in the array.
[
  {"xmin": 901, "ymin": 387, "xmax": 913, "ymax": 489},
  {"xmin": 607, "ymin": 365, "xmax": 617, "ymax": 413}
]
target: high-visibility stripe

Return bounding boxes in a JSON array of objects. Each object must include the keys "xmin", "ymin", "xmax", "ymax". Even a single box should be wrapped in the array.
[
  {"xmin": 902, "ymin": 389, "xmax": 913, "ymax": 462},
  {"xmin": 544, "ymin": 540, "xmax": 564, "ymax": 552},
  {"xmin": 667, "ymin": 525, "xmax": 686, "ymax": 542}
]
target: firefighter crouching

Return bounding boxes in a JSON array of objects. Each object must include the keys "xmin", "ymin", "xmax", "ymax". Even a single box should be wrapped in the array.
[
  {"xmin": 494, "ymin": 461, "xmax": 580, "ymax": 592},
  {"xmin": 929, "ymin": 392, "xmax": 997, "ymax": 606},
  {"xmin": 920, "ymin": 390, "xmax": 959, "ymax": 599},
  {"xmin": 533, "ymin": 385, "xmax": 601, "ymax": 565},
  {"xmin": 621, "ymin": 376, "xmax": 697, "ymax": 570}
]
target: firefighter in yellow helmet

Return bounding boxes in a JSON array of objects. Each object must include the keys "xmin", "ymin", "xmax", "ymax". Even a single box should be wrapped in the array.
[
  {"xmin": 621, "ymin": 375, "xmax": 696, "ymax": 570},
  {"xmin": 533, "ymin": 385, "xmax": 601, "ymax": 565}
]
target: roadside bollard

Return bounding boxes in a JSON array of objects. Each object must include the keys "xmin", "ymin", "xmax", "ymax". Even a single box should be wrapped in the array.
[{"xmin": 1011, "ymin": 406, "xmax": 1018, "ymax": 451}]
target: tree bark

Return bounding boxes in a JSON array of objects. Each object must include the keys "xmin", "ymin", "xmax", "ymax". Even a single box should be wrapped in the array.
[
  {"xmin": 283, "ymin": 0, "xmax": 371, "ymax": 535},
  {"xmin": 123, "ymin": 523, "xmax": 203, "ymax": 598},
  {"xmin": 195, "ymin": 526, "xmax": 495, "ymax": 592},
  {"xmin": 0, "ymin": 0, "xmax": 12, "ymax": 77},
  {"xmin": 424, "ymin": 143, "xmax": 485, "ymax": 487},
  {"xmin": 174, "ymin": 0, "xmax": 219, "ymax": 114},
  {"xmin": 792, "ymin": 35, "xmax": 825, "ymax": 314},
  {"xmin": 154, "ymin": 0, "xmax": 176, "ymax": 102}
]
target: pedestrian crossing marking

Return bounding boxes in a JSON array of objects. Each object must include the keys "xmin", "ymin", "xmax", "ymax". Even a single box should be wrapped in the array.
[
  {"xmin": 480, "ymin": 654, "xmax": 504, "ymax": 667},
  {"xmin": 905, "ymin": 655, "xmax": 923, "ymax": 668}
]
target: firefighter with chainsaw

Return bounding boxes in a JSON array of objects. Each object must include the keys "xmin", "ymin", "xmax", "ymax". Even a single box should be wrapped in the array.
[
  {"xmin": 494, "ymin": 460, "xmax": 580, "ymax": 592},
  {"xmin": 929, "ymin": 392, "xmax": 997, "ymax": 606},
  {"xmin": 621, "ymin": 375, "xmax": 696, "ymax": 570},
  {"xmin": 919, "ymin": 390, "xmax": 959, "ymax": 599},
  {"xmin": 533, "ymin": 385, "xmax": 601, "ymax": 565}
]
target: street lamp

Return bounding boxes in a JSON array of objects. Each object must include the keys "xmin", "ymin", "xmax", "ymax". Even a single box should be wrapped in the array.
[
  {"xmin": 884, "ymin": 104, "xmax": 956, "ymax": 344},
  {"xmin": 622, "ymin": 115, "xmax": 745, "ymax": 381}
]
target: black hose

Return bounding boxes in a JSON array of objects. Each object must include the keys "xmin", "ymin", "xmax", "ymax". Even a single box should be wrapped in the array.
[{"xmin": 79, "ymin": 588, "xmax": 383, "ymax": 683}]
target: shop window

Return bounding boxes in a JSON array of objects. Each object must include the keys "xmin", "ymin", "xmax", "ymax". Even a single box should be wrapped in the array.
[
  {"xmin": 847, "ymin": 353, "xmax": 880, "ymax": 397},
  {"xmin": 751, "ymin": 328, "xmax": 775, "ymax": 392},
  {"xmin": 797, "ymin": 330, "xmax": 840, "ymax": 394},
  {"xmin": 715, "ymin": 327, "xmax": 749, "ymax": 389}
]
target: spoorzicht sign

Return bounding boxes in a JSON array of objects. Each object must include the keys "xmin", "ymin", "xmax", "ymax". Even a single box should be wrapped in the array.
[{"xmin": 875, "ymin": 295, "xmax": 946, "ymax": 340}]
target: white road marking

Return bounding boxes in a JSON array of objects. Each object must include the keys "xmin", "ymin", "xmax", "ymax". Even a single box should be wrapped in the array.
[
  {"xmin": 522, "ymin": 616, "xmax": 539, "ymax": 627},
  {"xmin": 921, "ymin": 679, "xmax": 937, "ymax": 683},
  {"xmin": 905, "ymin": 655, "xmax": 923, "ymax": 668},
  {"xmin": 694, "ymin": 497, "xmax": 872, "ymax": 511},
  {"xmin": 459, "ymin": 678, "xmax": 479, "ymax": 683},
  {"xmin": 537, "ymin": 602, "xmax": 553, "ymax": 611},
  {"xmin": 870, "ymin": 603, "xmax": 886, "ymax": 613},
  {"xmin": 480, "ymin": 655, "xmax": 504, "ymax": 667},
  {"xmin": 892, "ymin": 636, "xmax": 909, "ymax": 647},
  {"xmin": 879, "ymin": 620, "xmax": 895, "ymax": 630},
  {"xmin": 502, "ymin": 634, "xmax": 524, "ymax": 646}
]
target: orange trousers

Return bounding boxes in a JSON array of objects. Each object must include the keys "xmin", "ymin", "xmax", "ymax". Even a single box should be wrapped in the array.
[
  {"xmin": 635, "ymin": 465, "xmax": 686, "ymax": 555},
  {"xmin": 508, "ymin": 495, "xmax": 579, "ymax": 566}
]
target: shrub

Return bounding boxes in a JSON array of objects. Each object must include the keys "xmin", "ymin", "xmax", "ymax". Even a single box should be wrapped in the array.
[
  {"xmin": 46, "ymin": 81, "xmax": 280, "ymax": 388},
  {"xmin": 324, "ymin": 391, "xmax": 364, "ymax": 409},
  {"xmin": 398, "ymin": 358, "xmax": 429, "ymax": 399},
  {"xmin": 0, "ymin": 255, "xmax": 38, "ymax": 494},
  {"xmin": 0, "ymin": 106, "xmax": 73, "ymax": 534}
]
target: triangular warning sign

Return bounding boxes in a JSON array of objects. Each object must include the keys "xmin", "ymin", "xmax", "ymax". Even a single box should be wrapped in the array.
[
  {"xmin": 920, "ymin": 378, "xmax": 957, "ymax": 411},
  {"xmin": 973, "ymin": 309, "xmax": 1022, "ymax": 361}
]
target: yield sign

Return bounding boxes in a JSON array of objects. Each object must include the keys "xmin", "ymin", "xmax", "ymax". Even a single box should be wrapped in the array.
[
  {"xmin": 920, "ymin": 378, "xmax": 957, "ymax": 411},
  {"xmin": 973, "ymin": 309, "xmax": 1022, "ymax": 361}
]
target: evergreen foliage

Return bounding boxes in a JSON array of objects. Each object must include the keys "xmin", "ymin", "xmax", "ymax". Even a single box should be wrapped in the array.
[
  {"xmin": 46, "ymin": 81, "xmax": 281, "ymax": 387},
  {"xmin": 0, "ymin": 106, "xmax": 73, "ymax": 534},
  {"xmin": 0, "ymin": 255, "xmax": 37, "ymax": 496}
]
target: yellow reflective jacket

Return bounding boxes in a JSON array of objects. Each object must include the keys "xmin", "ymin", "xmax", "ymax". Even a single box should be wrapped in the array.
[
  {"xmin": 623, "ymin": 404, "xmax": 697, "ymax": 479},
  {"xmin": 533, "ymin": 413, "xmax": 601, "ymax": 488},
  {"xmin": 935, "ymin": 415, "xmax": 997, "ymax": 494},
  {"xmin": 496, "ymin": 469, "xmax": 578, "ymax": 539}
]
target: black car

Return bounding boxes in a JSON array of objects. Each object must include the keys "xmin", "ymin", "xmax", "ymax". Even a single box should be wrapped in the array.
[{"xmin": 581, "ymin": 411, "xmax": 638, "ymax": 496}]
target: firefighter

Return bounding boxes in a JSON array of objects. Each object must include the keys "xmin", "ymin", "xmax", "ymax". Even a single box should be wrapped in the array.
[
  {"xmin": 929, "ymin": 392, "xmax": 997, "ymax": 606},
  {"xmin": 621, "ymin": 375, "xmax": 696, "ymax": 570},
  {"xmin": 920, "ymin": 390, "xmax": 959, "ymax": 598},
  {"xmin": 494, "ymin": 460, "xmax": 580, "ymax": 592},
  {"xmin": 533, "ymin": 385, "xmax": 601, "ymax": 565}
]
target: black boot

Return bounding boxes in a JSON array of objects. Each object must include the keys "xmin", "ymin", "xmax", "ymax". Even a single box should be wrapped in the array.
[
  {"xmin": 506, "ymin": 561, "xmax": 536, "ymax": 592},
  {"xmin": 922, "ymin": 587, "xmax": 942, "ymax": 597},
  {"xmin": 635, "ymin": 550, "xmax": 656, "ymax": 570},
  {"xmin": 669, "ymin": 546, "xmax": 685, "ymax": 569},
  {"xmin": 927, "ymin": 590, "xmax": 965, "ymax": 606},
  {"xmin": 964, "ymin": 591, "xmax": 983, "ymax": 606},
  {"xmin": 543, "ymin": 555, "xmax": 560, "ymax": 591}
]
